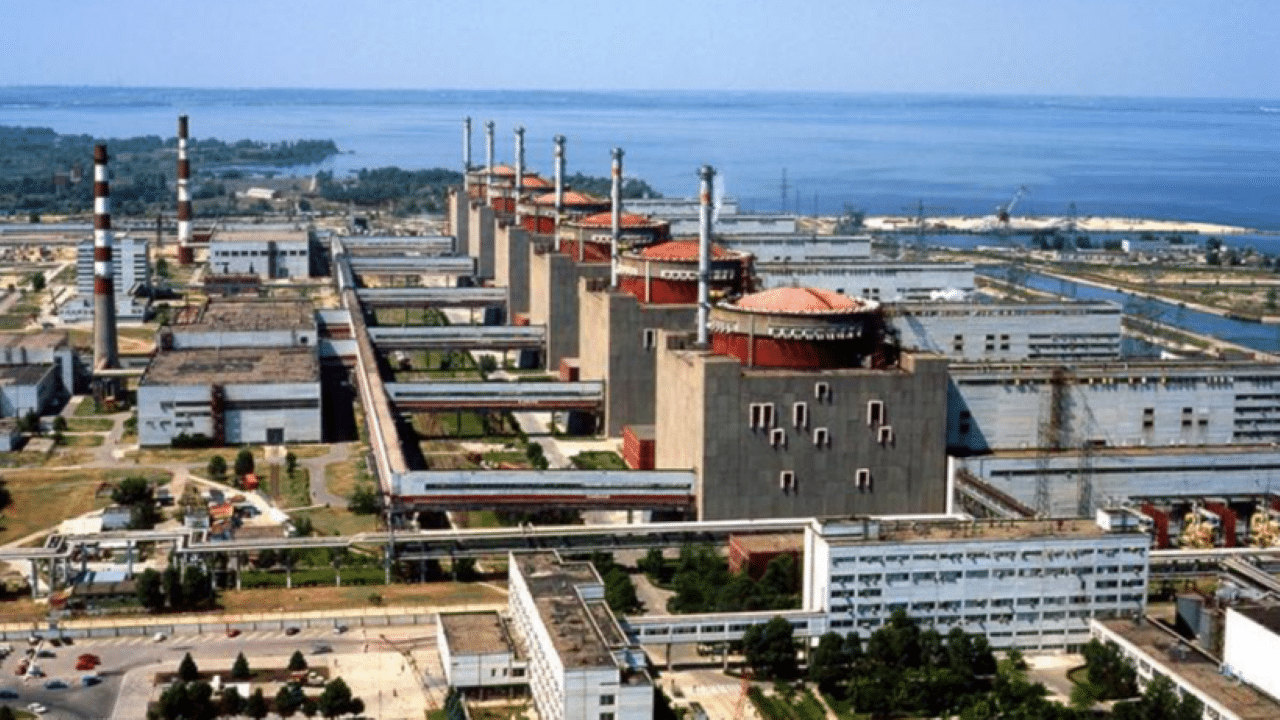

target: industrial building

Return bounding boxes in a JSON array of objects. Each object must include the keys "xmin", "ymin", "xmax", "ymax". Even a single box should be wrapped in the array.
[
  {"xmin": 0, "ymin": 332, "xmax": 79, "ymax": 400},
  {"xmin": 756, "ymin": 260, "xmax": 975, "ymax": 302},
  {"xmin": 435, "ymin": 612, "xmax": 528, "ymax": 699},
  {"xmin": 58, "ymin": 235, "xmax": 151, "ymax": 322},
  {"xmin": 137, "ymin": 300, "xmax": 321, "ymax": 446},
  {"xmin": 654, "ymin": 287, "xmax": 948, "ymax": 520},
  {"xmin": 208, "ymin": 228, "xmax": 313, "ymax": 279},
  {"xmin": 803, "ymin": 514, "xmax": 1150, "ymax": 651},
  {"xmin": 507, "ymin": 552, "xmax": 653, "ymax": 720},
  {"xmin": 578, "ymin": 240, "xmax": 754, "ymax": 436},
  {"xmin": 893, "ymin": 301, "xmax": 1123, "ymax": 362},
  {"xmin": 946, "ymin": 360, "xmax": 1280, "ymax": 455}
]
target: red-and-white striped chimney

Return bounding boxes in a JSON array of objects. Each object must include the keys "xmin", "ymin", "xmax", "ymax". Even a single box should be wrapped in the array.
[
  {"xmin": 610, "ymin": 147, "xmax": 624, "ymax": 287},
  {"xmin": 93, "ymin": 144, "xmax": 120, "ymax": 370},
  {"xmin": 553, "ymin": 135, "xmax": 565, "ymax": 251},
  {"xmin": 697, "ymin": 165, "xmax": 715, "ymax": 348},
  {"xmin": 177, "ymin": 115, "xmax": 194, "ymax": 265}
]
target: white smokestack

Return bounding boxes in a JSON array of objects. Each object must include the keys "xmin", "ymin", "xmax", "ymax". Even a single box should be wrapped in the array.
[
  {"xmin": 462, "ymin": 117, "xmax": 472, "ymax": 193},
  {"xmin": 485, "ymin": 120, "xmax": 495, "ymax": 205},
  {"xmin": 610, "ymin": 147, "xmax": 623, "ymax": 288},
  {"xmin": 514, "ymin": 126, "xmax": 525, "ymax": 225},
  {"xmin": 553, "ymin": 134, "xmax": 565, "ymax": 252},
  {"xmin": 697, "ymin": 165, "xmax": 715, "ymax": 348}
]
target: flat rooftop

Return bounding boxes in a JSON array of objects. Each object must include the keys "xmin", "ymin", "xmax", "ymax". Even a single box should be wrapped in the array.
[
  {"xmin": 731, "ymin": 532, "xmax": 803, "ymax": 554},
  {"xmin": 0, "ymin": 365, "xmax": 52, "ymax": 385},
  {"xmin": 514, "ymin": 552, "xmax": 616, "ymax": 669},
  {"xmin": 949, "ymin": 359, "xmax": 1280, "ymax": 379},
  {"xmin": 439, "ymin": 612, "xmax": 516, "ymax": 656},
  {"xmin": 183, "ymin": 300, "xmax": 316, "ymax": 333},
  {"xmin": 1100, "ymin": 618, "xmax": 1280, "ymax": 720},
  {"xmin": 0, "ymin": 331, "xmax": 68, "ymax": 353},
  {"xmin": 816, "ymin": 517, "xmax": 1114, "ymax": 545},
  {"xmin": 211, "ymin": 228, "xmax": 309, "ymax": 245},
  {"xmin": 142, "ymin": 347, "xmax": 318, "ymax": 385}
]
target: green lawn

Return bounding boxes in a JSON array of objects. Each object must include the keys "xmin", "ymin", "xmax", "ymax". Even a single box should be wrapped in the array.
[
  {"xmin": 65, "ymin": 416, "xmax": 114, "ymax": 432},
  {"xmin": 749, "ymin": 686, "xmax": 832, "ymax": 720},
  {"xmin": 570, "ymin": 451, "xmax": 626, "ymax": 470}
]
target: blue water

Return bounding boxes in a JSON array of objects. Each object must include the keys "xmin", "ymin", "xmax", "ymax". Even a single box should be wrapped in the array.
[
  {"xmin": 3, "ymin": 87, "xmax": 1280, "ymax": 229},
  {"xmin": 980, "ymin": 268, "xmax": 1280, "ymax": 353}
]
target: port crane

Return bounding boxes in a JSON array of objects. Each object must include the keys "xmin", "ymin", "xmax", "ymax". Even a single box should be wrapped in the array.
[{"xmin": 996, "ymin": 186, "xmax": 1029, "ymax": 224}]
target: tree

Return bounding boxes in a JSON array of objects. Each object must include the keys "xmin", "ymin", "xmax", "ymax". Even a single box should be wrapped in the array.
[
  {"xmin": 220, "ymin": 686, "xmax": 245, "ymax": 717},
  {"xmin": 288, "ymin": 650, "xmax": 308, "ymax": 671},
  {"xmin": 742, "ymin": 616, "xmax": 797, "ymax": 679},
  {"xmin": 29, "ymin": 272, "xmax": 44, "ymax": 293},
  {"xmin": 317, "ymin": 677, "xmax": 355, "ymax": 718},
  {"xmin": 19, "ymin": 409, "xmax": 40, "ymax": 435},
  {"xmin": 234, "ymin": 448, "xmax": 255, "ymax": 478},
  {"xmin": 245, "ymin": 688, "xmax": 269, "ymax": 720},
  {"xmin": 300, "ymin": 698, "xmax": 319, "ymax": 718},
  {"xmin": 178, "ymin": 652, "xmax": 200, "ymax": 682},
  {"xmin": 231, "ymin": 651, "xmax": 251, "ymax": 680},
  {"xmin": 256, "ymin": 548, "xmax": 278, "ymax": 568},
  {"xmin": 275, "ymin": 685, "xmax": 303, "ymax": 718},
  {"xmin": 182, "ymin": 565, "xmax": 215, "ymax": 610},
  {"xmin": 51, "ymin": 416, "xmax": 67, "ymax": 433},
  {"xmin": 638, "ymin": 547, "xmax": 666, "ymax": 579},
  {"xmin": 136, "ymin": 568, "xmax": 165, "ymax": 612},
  {"xmin": 348, "ymin": 483, "xmax": 379, "ymax": 514},
  {"xmin": 155, "ymin": 257, "xmax": 170, "ymax": 279},
  {"xmin": 207, "ymin": 455, "xmax": 227, "ymax": 480},
  {"xmin": 0, "ymin": 705, "xmax": 15, "ymax": 720},
  {"xmin": 286, "ymin": 451, "xmax": 298, "ymax": 477},
  {"xmin": 112, "ymin": 477, "xmax": 152, "ymax": 506},
  {"xmin": 1082, "ymin": 638, "xmax": 1138, "ymax": 700},
  {"xmin": 809, "ymin": 631, "xmax": 858, "ymax": 693},
  {"xmin": 604, "ymin": 567, "xmax": 641, "ymax": 614}
]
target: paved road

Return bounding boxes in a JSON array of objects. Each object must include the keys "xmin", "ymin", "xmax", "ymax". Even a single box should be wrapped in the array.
[{"xmin": 301, "ymin": 443, "xmax": 354, "ymax": 507}]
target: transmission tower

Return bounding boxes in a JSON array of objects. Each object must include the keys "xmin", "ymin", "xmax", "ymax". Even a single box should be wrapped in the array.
[
  {"xmin": 1035, "ymin": 367, "xmax": 1074, "ymax": 517},
  {"xmin": 779, "ymin": 168, "xmax": 789, "ymax": 213}
]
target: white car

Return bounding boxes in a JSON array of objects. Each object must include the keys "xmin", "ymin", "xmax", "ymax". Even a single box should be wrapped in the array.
[
  {"xmin": 153, "ymin": 632, "xmax": 167, "ymax": 642},
  {"xmin": 27, "ymin": 703, "xmax": 47, "ymax": 714}
]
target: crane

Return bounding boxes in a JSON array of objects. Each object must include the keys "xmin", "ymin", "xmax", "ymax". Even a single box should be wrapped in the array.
[{"xmin": 996, "ymin": 186, "xmax": 1029, "ymax": 224}]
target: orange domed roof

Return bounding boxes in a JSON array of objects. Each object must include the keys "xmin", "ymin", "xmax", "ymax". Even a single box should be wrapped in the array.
[
  {"xmin": 519, "ymin": 175, "xmax": 552, "ymax": 189},
  {"xmin": 488, "ymin": 164, "xmax": 516, "ymax": 177},
  {"xmin": 734, "ymin": 287, "xmax": 869, "ymax": 315},
  {"xmin": 575, "ymin": 211, "xmax": 664, "ymax": 229},
  {"xmin": 637, "ymin": 240, "xmax": 732, "ymax": 262},
  {"xmin": 533, "ymin": 190, "xmax": 606, "ymax": 207}
]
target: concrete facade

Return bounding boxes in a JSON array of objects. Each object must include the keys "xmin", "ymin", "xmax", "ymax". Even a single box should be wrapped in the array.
[
  {"xmin": 804, "ymin": 517, "xmax": 1150, "ymax": 651},
  {"xmin": 494, "ymin": 223, "xmax": 534, "ymax": 316},
  {"xmin": 468, "ymin": 201, "xmax": 497, "ymax": 281},
  {"xmin": 1222, "ymin": 607, "xmax": 1280, "ymax": 705},
  {"xmin": 137, "ymin": 348, "xmax": 321, "ymax": 446},
  {"xmin": 757, "ymin": 262, "xmax": 975, "ymax": 302},
  {"xmin": 436, "ymin": 612, "xmax": 527, "ymax": 693},
  {"xmin": 958, "ymin": 446, "xmax": 1280, "ymax": 518},
  {"xmin": 578, "ymin": 282, "xmax": 695, "ymax": 437},
  {"xmin": 508, "ymin": 552, "xmax": 653, "ymax": 720},
  {"xmin": 947, "ymin": 361, "xmax": 1280, "ymax": 454},
  {"xmin": 0, "ymin": 332, "xmax": 79, "ymax": 397},
  {"xmin": 76, "ymin": 236, "xmax": 150, "ymax": 298},
  {"xmin": 655, "ymin": 338, "xmax": 948, "ymax": 520},
  {"xmin": 448, "ymin": 188, "xmax": 471, "ymax": 257},
  {"xmin": 529, "ymin": 249, "xmax": 610, "ymax": 368},
  {"xmin": 209, "ymin": 235, "xmax": 312, "ymax": 279},
  {"xmin": 165, "ymin": 300, "xmax": 318, "ymax": 351},
  {"xmin": 0, "ymin": 365, "xmax": 60, "ymax": 418},
  {"xmin": 893, "ymin": 301, "xmax": 1123, "ymax": 362},
  {"xmin": 717, "ymin": 234, "xmax": 872, "ymax": 263}
]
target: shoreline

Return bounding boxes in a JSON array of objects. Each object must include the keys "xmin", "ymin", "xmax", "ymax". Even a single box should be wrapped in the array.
[{"xmin": 863, "ymin": 214, "xmax": 1264, "ymax": 236}]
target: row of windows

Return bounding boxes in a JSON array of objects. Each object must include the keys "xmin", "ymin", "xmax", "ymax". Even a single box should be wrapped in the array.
[{"xmin": 776, "ymin": 468, "xmax": 873, "ymax": 493}]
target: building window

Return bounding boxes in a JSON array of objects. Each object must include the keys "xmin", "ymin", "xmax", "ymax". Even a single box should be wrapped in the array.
[
  {"xmin": 814, "ymin": 382, "xmax": 830, "ymax": 401},
  {"xmin": 600, "ymin": 694, "xmax": 615, "ymax": 706},
  {"xmin": 999, "ymin": 334, "xmax": 1010, "ymax": 351},
  {"xmin": 780, "ymin": 471, "xmax": 796, "ymax": 493},
  {"xmin": 1142, "ymin": 407, "xmax": 1154, "ymax": 430},
  {"xmin": 600, "ymin": 714, "xmax": 615, "ymax": 720},
  {"xmin": 856, "ymin": 468, "xmax": 872, "ymax": 490},
  {"xmin": 958, "ymin": 410, "xmax": 971, "ymax": 435},
  {"xmin": 867, "ymin": 400, "xmax": 884, "ymax": 426},
  {"xmin": 750, "ymin": 403, "xmax": 775, "ymax": 429},
  {"xmin": 814, "ymin": 427, "xmax": 829, "ymax": 447},
  {"xmin": 1181, "ymin": 407, "xmax": 1193, "ymax": 428},
  {"xmin": 643, "ymin": 328, "xmax": 657, "ymax": 350},
  {"xmin": 984, "ymin": 334, "xmax": 995, "ymax": 352},
  {"xmin": 953, "ymin": 334, "xmax": 964, "ymax": 353},
  {"xmin": 770, "ymin": 428, "xmax": 787, "ymax": 448},
  {"xmin": 878, "ymin": 425, "xmax": 894, "ymax": 446},
  {"xmin": 793, "ymin": 402, "xmax": 808, "ymax": 429}
]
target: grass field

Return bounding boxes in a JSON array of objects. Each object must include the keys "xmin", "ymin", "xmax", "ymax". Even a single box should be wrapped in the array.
[
  {"xmin": 0, "ymin": 468, "xmax": 170, "ymax": 545},
  {"xmin": 64, "ymin": 416, "xmax": 114, "ymax": 432},
  {"xmin": 289, "ymin": 506, "xmax": 379, "ymax": 536},
  {"xmin": 749, "ymin": 686, "xmax": 836, "ymax": 720},
  {"xmin": 570, "ymin": 451, "xmax": 626, "ymax": 470},
  {"xmin": 57, "ymin": 434, "xmax": 104, "ymax": 448},
  {"xmin": 277, "ymin": 468, "xmax": 312, "ymax": 508}
]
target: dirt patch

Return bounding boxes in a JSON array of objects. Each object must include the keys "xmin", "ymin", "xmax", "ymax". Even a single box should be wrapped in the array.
[{"xmin": 216, "ymin": 581, "xmax": 507, "ymax": 615}]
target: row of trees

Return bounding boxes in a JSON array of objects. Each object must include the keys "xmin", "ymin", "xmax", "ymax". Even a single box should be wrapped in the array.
[
  {"xmin": 646, "ymin": 545, "xmax": 799, "ymax": 614},
  {"xmin": 112, "ymin": 477, "xmax": 162, "ymax": 530},
  {"xmin": 163, "ymin": 653, "xmax": 361, "ymax": 719},
  {"xmin": 135, "ymin": 566, "xmax": 217, "ymax": 613}
]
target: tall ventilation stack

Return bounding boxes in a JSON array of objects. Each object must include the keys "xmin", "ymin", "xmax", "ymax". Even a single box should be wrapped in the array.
[
  {"xmin": 484, "ymin": 121, "xmax": 496, "ymax": 206},
  {"xmin": 462, "ymin": 116, "xmax": 473, "ymax": 194},
  {"xmin": 176, "ymin": 115, "xmax": 194, "ymax": 265},
  {"xmin": 610, "ymin": 147, "xmax": 624, "ymax": 287},
  {"xmin": 513, "ymin": 126, "xmax": 525, "ymax": 224},
  {"xmin": 553, "ymin": 135, "xmax": 565, "ymax": 251},
  {"xmin": 93, "ymin": 145, "xmax": 120, "ymax": 370},
  {"xmin": 697, "ymin": 165, "xmax": 715, "ymax": 348}
]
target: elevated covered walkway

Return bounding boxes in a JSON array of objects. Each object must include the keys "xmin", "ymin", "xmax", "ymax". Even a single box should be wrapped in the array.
[
  {"xmin": 368, "ymin": 325, "xmax": 544, "ymax": 351},
  {"xmin": 386, "ymin": 380, "xmax": 602, "ymax": 411}
]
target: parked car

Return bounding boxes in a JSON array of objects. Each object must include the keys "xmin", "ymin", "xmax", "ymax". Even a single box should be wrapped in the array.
[
  {"xmin": 42, "ymin": 679, "xmax": 67, "ymax": 690},
  {"xmin": 77, "ymin": 654, "xmax": 100, "ymax": 665},
  {"xmin": 153, "ymin": 632, "xmax": 167, "ymax": 642},
  {"xmin": 334, "ymin": 625, "xmax": 348, "ymax": 634},
  {"xmin": 0, "ymin": 689, "xmax": 18, "ymax": 699},
  {"xmin": 35, "ymin": 650, "xmax": 55, "ymax": 659},
  {"xmin": 311, "ymin": 645, "xmax": 332, "ymax": 655},
  {"xmin": 26, "ymin": 702, "xmax": 46, "ymax": 714},
  {"xmin": 225, "ymin": 629, "xmax": 241, "ymax": 638},
  {"xmin": 284, "ymin": 627, "xmax": 300, "ymax": 636},
  {"xmin": 81, "ymin": 674, "xmax": 100, "ymax": 687}
]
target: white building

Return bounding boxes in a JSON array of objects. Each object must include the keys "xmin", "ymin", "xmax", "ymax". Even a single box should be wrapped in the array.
[
  {"xmin": 58, "ymin": 235, "xmax": 151, "ymax": 322},
  {"xmin": 893, "ymin": 301, "xmax": 1122, "ymax": 362},
  {"xmin": 508, "ymin": 552, "xmax": 653, "ymax": 720},
  {"xmin": 1093, "ymin": 615, "xmax": 1280, "ymax": 720},
  {"xmin": 208, "ymin": 229, "xmax": 312, "ymax": 280},
  {"xmin": 757, "ymin": 261, "xmax": 975, "ymax": 302},
  {"xmin": 1223, "ymin": 606, "xmax": 1280, "ymax": 705},
  {"xmin": 435, "ymin": 612, "xmax": 528, "ymax": 698},
  {"xmin": 802, "ymin": 515, "xmax": 1150, "ymax": 651}
]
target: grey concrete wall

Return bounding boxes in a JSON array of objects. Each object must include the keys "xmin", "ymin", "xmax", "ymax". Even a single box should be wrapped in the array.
[
  {"xmin": 170, "ymin": 329, "xmax": 318, "ymax": 350},
  {"xmin": 449, "ymin": 189, "xmax": 471, "ymax": 256},
  {"xmin": 494, "ymin": 225, "xmax": 531, "ymax": 316},
  {"xmin": 468, "ymin": 202, "xmax": 496, "ymax": 280},
  {"xmin": 757, "ymin": 263, "xmax": 975, "ymax": 302},
  {"xmin": 138, "ymin": 383, "xmax": 211, "ymax": 446},
  {"xmin": 138, "ymin": 381, "xmax": 321, "ymax": 446},
  {"xmin": 579, "ymin": 284, "xmax": 695, "ymax": 437},
  {"xmin": 529, "ymin": 252, "xmax": 609, "ymax": 368},
  {"xmin": 894, "ymin": 303, "xmax": 1122, "ymax": 361},
  {"xmin": 209, "ymin": 240, "xmax": 311, "ymax": 279},
  {"xmin": 0, "ymin": 366, "xmax": 59, "ymax": 418},
  {"xmin": 657, "ymin": 343, "xmax": 949, "ymax": 520}
]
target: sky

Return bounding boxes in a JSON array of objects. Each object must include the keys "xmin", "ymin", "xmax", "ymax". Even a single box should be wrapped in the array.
[{"xmin": 4, "ymin": 0, "xmax": 1279, "ymax": 98}]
